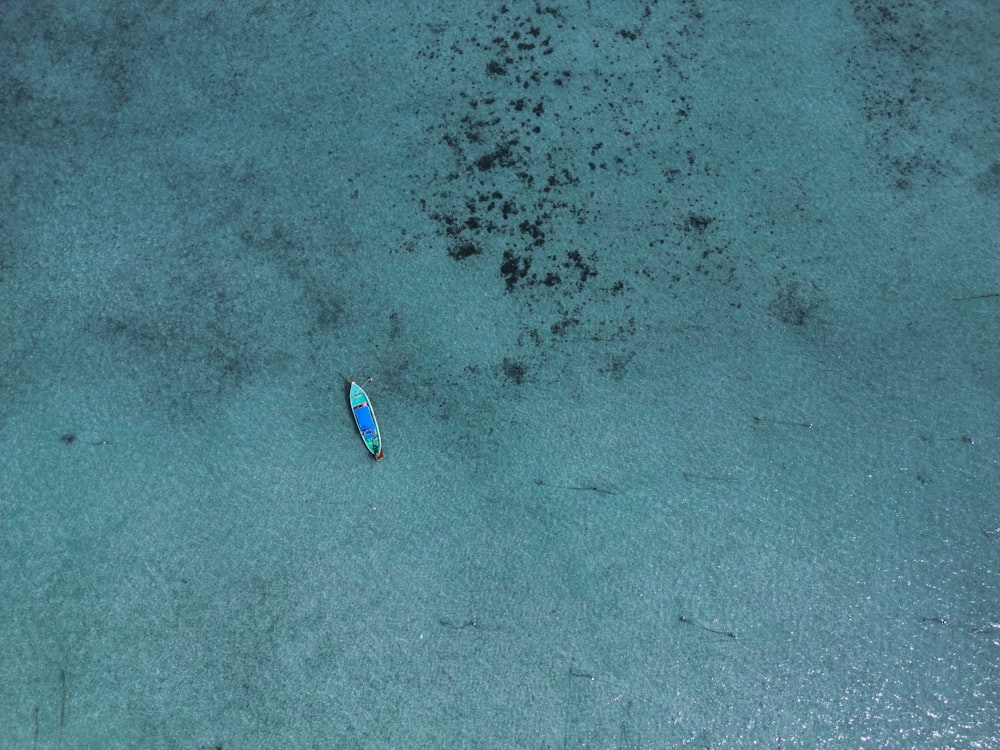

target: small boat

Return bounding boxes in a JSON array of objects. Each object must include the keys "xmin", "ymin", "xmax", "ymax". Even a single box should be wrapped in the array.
[{"xmin": 349, "ymin": 378, "xmax": 383, "ymax": 460}]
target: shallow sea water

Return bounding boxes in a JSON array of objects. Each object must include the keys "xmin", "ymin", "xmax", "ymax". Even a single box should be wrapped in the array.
[{"xmin": 1, "ymin": 1, "xmax": 997, "ymax": 747}]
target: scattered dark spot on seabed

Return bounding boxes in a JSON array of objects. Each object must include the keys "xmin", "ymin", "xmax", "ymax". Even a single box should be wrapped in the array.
[
  {"xmin": 501, "ymin": 357, "xmax": 528, "ymax": 384},
  {"xmin": 768, "ymin": 281, "xmax": 822, "ymax": 328},
  {"xmin": 448, "ymin": 241, "xmax": 480, "ymax": 260}
]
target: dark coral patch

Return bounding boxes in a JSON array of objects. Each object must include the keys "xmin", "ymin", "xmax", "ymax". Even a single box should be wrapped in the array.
[
  {"xmin": 501, "ymin": 357, "xmax": 529, "ymax": 384},
  {"xmin": 500, "ymin": 249, "xmax": 531, "ymax": 292},
  {"xmin": 449, "ymin": 242, "xmax": 481, "ymax": 260}
]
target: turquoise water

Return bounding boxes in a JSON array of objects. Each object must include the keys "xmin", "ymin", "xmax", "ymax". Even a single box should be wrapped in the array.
[{"xmin": 1, "ymin": 1, "xmax": 997, "ymax": 747}]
